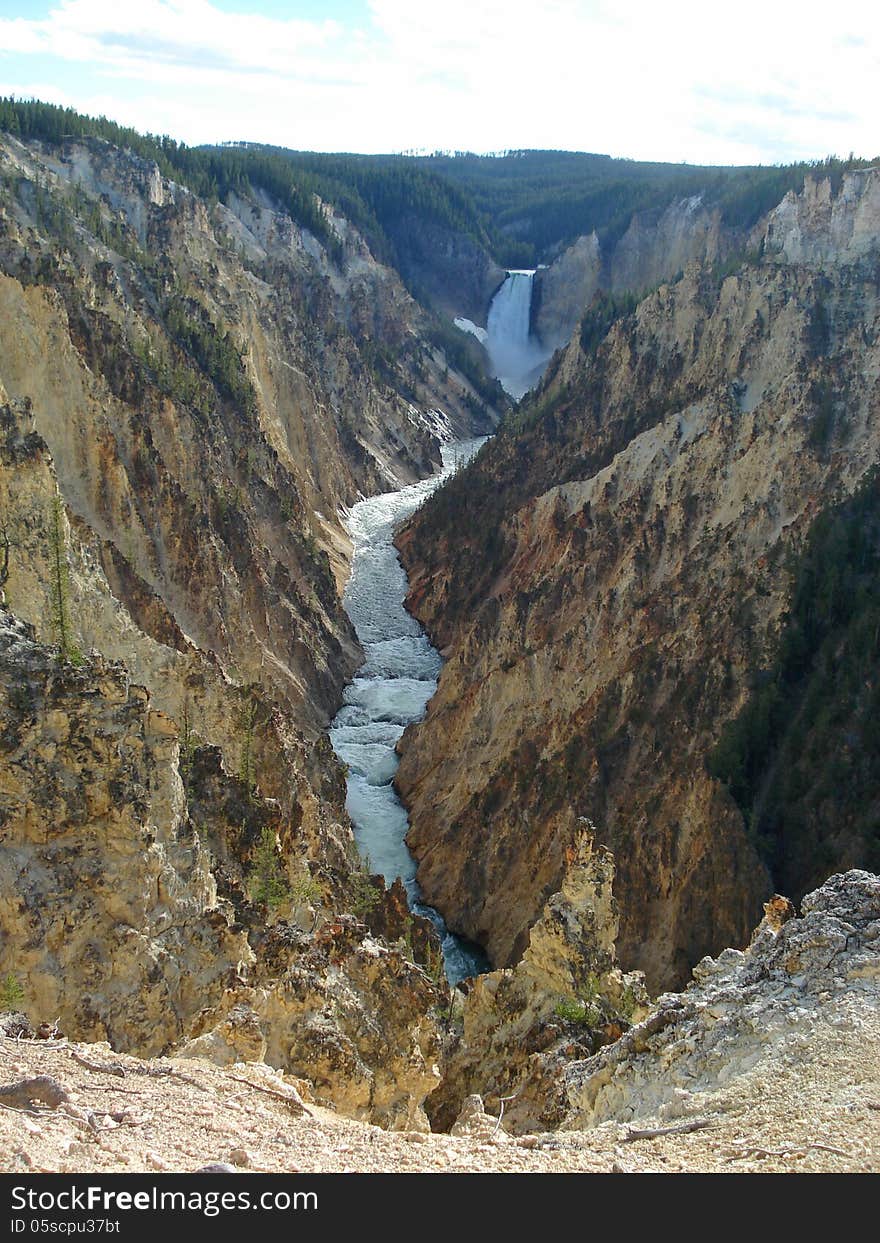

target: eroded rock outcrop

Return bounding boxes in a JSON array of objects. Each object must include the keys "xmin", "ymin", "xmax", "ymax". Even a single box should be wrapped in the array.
[
  {"xmin": 427, "ymin": 825, "xmax": 647, "ymax": 1133},
  {"xmin": 0, "ymin": 610, "xmax": 248, "ymax": 1052},
  {"xmin": 531, "ymin": 232, "xmax": 602, "ymax": 354},
  {"xmin": 763, "ymin": 165, "xmax": 880, "ymax": 265},
  {"xmin": 533, "ymin": 195, "xmax": 735, "ymax": 355},
  {"xmin": 177, "ymin": 927, "xmax": 442, "ymax": 1131},
  {"xmin": 0, "ymin": 610, "xmax": 445, "ymax": 1128},
  {"xmin": 562, "ymin": 871, "xmax": 880, "ymax": 1128}
]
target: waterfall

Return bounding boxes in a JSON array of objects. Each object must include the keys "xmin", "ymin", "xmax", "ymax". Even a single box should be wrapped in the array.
[{"xmin": 486, "ymin": 270, "xmax": 552, "ymax": 401}]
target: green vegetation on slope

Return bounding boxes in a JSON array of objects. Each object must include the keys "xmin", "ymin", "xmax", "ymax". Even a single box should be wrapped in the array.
[
  {"xmin": 4, "ymin": 98, "xmax": 875, "ymax": 288},
  {"xmin": 0, "ymin": 97, "xmax": 340, "ymax": 255},
  {"xmin": 578, "ymin": 288, "xmax": 642, "ymax": 354},
  {"xmin": 0, "ymin": 101, "xmax": 506, "ymax": 405},
  {"xmin": 4, "ymin": 165, "xmax": 258, "ymax": 425},
  {"xmin": 708, "ymin": 470, "xmax": 880, "ymax": 893},
  {"xmin": 418, "ymin": 149, "xmax": 725, "ymax": 263},
  {"xmin": 162, "ymin": 295, "xmax": 257, "ymax": 418},
  {"xmin": 229, "ymin": 148, "xmax": 493, "ymax": 266},
  {"xmin": 415, "ymin": 150, "xmax": 878, "ymax": 264}
]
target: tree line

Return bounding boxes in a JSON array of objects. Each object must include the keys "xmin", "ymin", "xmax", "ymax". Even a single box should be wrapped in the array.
[
  {"xmin": 3, "ymin": 97, "xmax": 876, "ymax": 295},
  {"xmin": 0, "ymin": 98, "xmax": 339, "ymax": 255}
]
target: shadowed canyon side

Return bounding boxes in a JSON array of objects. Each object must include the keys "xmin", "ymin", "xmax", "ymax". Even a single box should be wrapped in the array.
[
  {"xmin": 469, "ymin": 193, "xmax": 756, "ymax": 410},
  {"xmin": 531, "ymin": 195, "xmax": 735, "ymax": 356},
  {"xmin": 396, "ymin": 168, "xmax": 880, "ymax": 992}
]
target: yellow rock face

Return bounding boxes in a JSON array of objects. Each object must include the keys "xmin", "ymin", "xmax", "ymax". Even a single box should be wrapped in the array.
[
  {"xmin": 424, "ymin": 827, "xmax": 648, "ymax": 1134},
  {"xmin": 397, "ymin": 169, "xmax": 880, "ymax": 993},
  {"xmin": 0, "ymin": 131, "xmax": 479, "ymax": 1127}
]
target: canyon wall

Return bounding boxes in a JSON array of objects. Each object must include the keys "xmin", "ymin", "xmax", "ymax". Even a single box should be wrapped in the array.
[
  {"xmin": 3, "ymin": 123, "xmax": 878, "ymax": 1133},
  {"xmin": 0, "ymin": 132, "xmax": 504, "ymax": 1125},
  {"xmin": 397, "ymin": 169, "xmax": 880, "ymax": 992},
  {"xmin": 532, "ymin": 196, "xmax": 737, "ymax": 355},
  {"xmin": 389, "ymin": 212, "xmax": 507, "ymax": 324}
]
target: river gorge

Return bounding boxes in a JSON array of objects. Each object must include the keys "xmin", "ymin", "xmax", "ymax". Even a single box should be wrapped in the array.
[
  {"xmin": 329, "ymin": 438, "xmax": 489, "ymax": 984},
  {"xmin": 1, "ymin": 104, "xmax": 878, "ymax": 1173}
]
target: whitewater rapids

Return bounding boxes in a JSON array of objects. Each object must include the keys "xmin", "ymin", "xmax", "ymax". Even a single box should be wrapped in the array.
[{"xmin": 329, "ymin": 440, "xmax": 489, "ymax": 985}]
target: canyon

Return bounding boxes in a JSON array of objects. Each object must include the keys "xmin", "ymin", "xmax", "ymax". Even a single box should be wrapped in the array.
[{"xmin": 0, "ymin": 109, "xmax": 878, "ymax": 1168}]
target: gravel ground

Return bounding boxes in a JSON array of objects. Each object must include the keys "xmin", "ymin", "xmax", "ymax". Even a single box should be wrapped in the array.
[{"xmin": 1, "ymin": 1016, "xmax": 878, "ymax": 1175}]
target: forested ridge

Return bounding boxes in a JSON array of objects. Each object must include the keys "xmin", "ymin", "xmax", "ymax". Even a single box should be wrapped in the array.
[
  {"xmin": 0, "ymin": 97, "xmax": 509, "ymax": 415},
  {"xmin": 5, "ymin": 98, "xmax": 874, "ymax": 283},
  {"xmin": 225, "ymin": 147, "xmax": 494, "ymax": 266},
  {"xmin": 416, "ymin": 149, "xmax": 878, "ymax": 264},
  {"xmin": 0, "ymin": 97, "xmax": 342, "ymax": 255},
  {"xmin": 237, "ymin": 144, "xmax": 875, "ymax": 268}
]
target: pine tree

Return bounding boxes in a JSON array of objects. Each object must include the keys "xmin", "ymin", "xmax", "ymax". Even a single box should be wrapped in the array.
[
  {"xmin": 237, "ymin": 692, "xmax": 259, "ymax": 802},
  {"xmin": 247, "ymin": 826, "xmax": 289, "ymax": 911},
  {"xmin": 48, "ymin": 493, "xmax": 81, "ymax": 664},
  {"xmin": 0, "ymin": 971, "xmax": 24, "ymax": 1011}
]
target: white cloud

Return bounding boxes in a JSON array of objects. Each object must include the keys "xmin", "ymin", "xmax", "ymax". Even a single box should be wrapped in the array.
[
  {"xmin": 0, "ymin": 1, "xmax": 346, "ymax": 76},
  {"xmin": 0, "ymin": 0, "xmax": 878, "ymax": 160}
]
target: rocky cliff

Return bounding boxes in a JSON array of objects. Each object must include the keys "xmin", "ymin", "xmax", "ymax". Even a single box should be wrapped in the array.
[
  {"xmin": 532, "ymin": 195, "xmax": 736, "ymax": 355},
  {"xmin": 388, "ymin": 212, "xmax": 507, "ymax": 325},
  {"xmin": 1, "ymin": 869, "xmax": 876, "ymax": 1171},
  {"xmin": 531, "ymin": 232, "xmax": 603, "ymax": 354},
  {"xmin": 0, "ymin": 608, "xmax": 442, "ymax": 1128},
  {"xmin": 425, "ymin": 823, "xmax": 648, "ymax": 1133},
  {"xmin": 396, "ymin": 168, "xmax": 880, "ymax": 992},
  {"xmin": 562, "ymin": 870, "xmax": 880, "ymax": 1132},
  {"xmin": 0, "ymin": 129, "xmax": 506, "ymax": 1128}
]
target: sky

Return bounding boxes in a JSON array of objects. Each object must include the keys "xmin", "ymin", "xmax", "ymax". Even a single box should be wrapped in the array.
[{"xmin": 0, "ymin": 0, "xmax": 878, "ymax": 165}]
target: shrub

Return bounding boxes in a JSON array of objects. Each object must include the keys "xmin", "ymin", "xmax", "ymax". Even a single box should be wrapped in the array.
[
  {"xmin": 48, "ymin": 494, "xmax": 82, "ymax": 665},
  {"xmin": 554, "ymin": 973, "xmax": 609, "ymax": 1027},
  {"xmin": 349, "ymin": 871, "xmax": 381, "ymax": 919},
  {"xmin": 554, "ymin": 996, "xmax": 593, "ymax": 1024},
  {"xmin": 290, "ymin": 866, "xmax": 322, "ymax": 908},
  {"xmin": 0, "ymin": 972, "xmax": 24, "ymax": 1011},
  {"xmin": 247, "ymin": 826, "xmax": 289, "ymax": 911}
]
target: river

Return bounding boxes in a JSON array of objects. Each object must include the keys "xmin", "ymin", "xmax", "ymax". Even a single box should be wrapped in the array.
[{"xmin": 328, "ymin": 439, "xmax": 490, "ymax": 985}]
